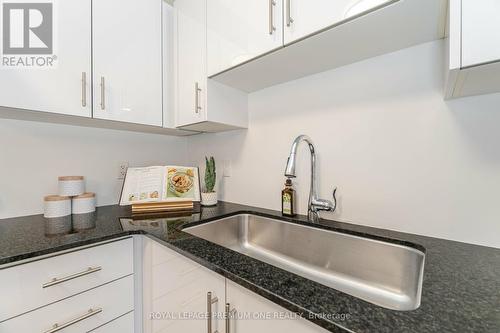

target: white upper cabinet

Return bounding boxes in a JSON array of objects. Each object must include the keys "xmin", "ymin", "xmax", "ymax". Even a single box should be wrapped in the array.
[
  {"xmin": 0, "ymin": 0, "xmax": 91, "ymax": 117},
  {"xmin": 445, "ymin": 0, "xmax": 500, "ymax": 99},
  {"xmin": 207, "ymin": 0, "xmax": 284, "ymax": 76},
  {"xmin": 461, "ymin": 0, "xmax": 500, "ymax": 68},
  {"xmin": 175, "ymin": 0, "xmax": 207, "ymax": 127},
  {"xmin": 92, "ymin": 0, "xmax": 163, "ymax": 126},
  {"xmin": 210, "ymin": 0, "xmax": 447, "ymax": 92},
  {"xmin": 283, "ymin": 0, "xmax": 393, "ymax": 44},
  {"xmin": 162, "ymin": 3, "xmax": 176, "ymax": 129},
  {"xmin": 175, "ymin": 0, "xmax": 248, "ymax": 132}
]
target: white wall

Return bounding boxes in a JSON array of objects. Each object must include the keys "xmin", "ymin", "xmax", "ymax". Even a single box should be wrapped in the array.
[
  {"xmin": 0, "ymin": 119, "xmax": 188, "ymax": 218},
  {"xmin": 188, "ymin": 40, "xmax": 500, "ymax": 248}
]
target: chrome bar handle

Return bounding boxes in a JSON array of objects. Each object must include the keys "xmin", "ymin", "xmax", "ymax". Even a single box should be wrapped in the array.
[
  {"xmin": 225, "ymin": 303, "xmax": 237, "ymax": 333},
  {"xmin": 81, "ymin": 72, "xmax": 87, "ymax": 107},
  {"xmin": 100, "ymin": 76, "xmax": 105, "ymax": 110},
  {"xmin": 269, "ymin": 0, "xmax": 276, "ymax": 35},
  {"xmin": 44, "ymin": 308, "xmax": 102, "ymax": 333},
  {"xmin": 286, "ymin": 0, "xmax": 294, "ymax": 27},
  {"xmin": 207, "ymin": 292, "xmax": 219, "ymax": 333},
  {"xmin": 42, "ymin": 266, "xmax": 102, "ymax": 288},
  {"xmin": 195, "ymin": 82, "xmax": 202, "ymax": 114}
]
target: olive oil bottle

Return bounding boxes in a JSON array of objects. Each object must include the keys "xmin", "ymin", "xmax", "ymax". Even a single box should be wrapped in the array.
[{"xmin": 281, "ymin": 178, "xmax": 296, "ymax": 216}]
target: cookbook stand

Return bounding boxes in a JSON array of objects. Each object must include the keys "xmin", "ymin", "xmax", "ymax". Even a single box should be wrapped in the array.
[
  {"xmin": 119, "ymin": 165, "xmax": 201, "ymax": 215},
  {"xmin": 130, "ymin": 200, "xmax": 194, "ymax": 214}
]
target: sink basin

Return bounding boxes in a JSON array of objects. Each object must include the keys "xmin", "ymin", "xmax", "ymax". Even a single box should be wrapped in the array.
[{"xmin": 183, "ymin": 214, "xmax": 425, "ymax": 311}]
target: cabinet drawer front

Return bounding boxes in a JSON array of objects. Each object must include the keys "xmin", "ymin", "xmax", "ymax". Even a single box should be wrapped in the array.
[
  {"xmin": 0, "ymin": 275, "xmax": 134, "ymax": 332},
  {"xmin": 0, "ymin": 238, "xmax": 133, "ymax": 321},
  {"xmin": 90, "ymin": 311, "xmax": 134, "ymax": 333}
]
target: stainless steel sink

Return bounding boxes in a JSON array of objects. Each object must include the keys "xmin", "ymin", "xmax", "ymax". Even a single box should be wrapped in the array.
[{"xmin": 183, "ymin": 214, "xmax": 425, "ymax": 311}]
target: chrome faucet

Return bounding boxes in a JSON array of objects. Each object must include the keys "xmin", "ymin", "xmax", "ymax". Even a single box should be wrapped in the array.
[{"xmin": 284, "ymin": 135, "xmax": 337, "ymax": 222}]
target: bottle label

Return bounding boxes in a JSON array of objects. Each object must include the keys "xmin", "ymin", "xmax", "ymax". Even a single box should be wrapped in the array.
[{"xmin": 283, "ymin": 193, "xmax": 292, "ymax": 215}]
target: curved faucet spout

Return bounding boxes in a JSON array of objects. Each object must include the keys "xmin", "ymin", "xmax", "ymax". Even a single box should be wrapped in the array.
[
  {"xmin": 285, "ymin": 135, "xmax": 314, "ymax": 178},
  {"xmin": 284, "ymin": 135, "xmax": 337, "ymax": 222}
]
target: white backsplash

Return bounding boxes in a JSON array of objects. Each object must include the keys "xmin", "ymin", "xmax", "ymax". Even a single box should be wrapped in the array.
[{"xmin": 0, "ymin": 119, "xmax": 188, "ymax": 218}]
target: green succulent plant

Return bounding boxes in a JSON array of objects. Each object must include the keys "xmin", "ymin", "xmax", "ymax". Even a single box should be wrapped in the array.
[{"xmin": 204, "ymin": 156, "xmax": 216, "ymax": 193}]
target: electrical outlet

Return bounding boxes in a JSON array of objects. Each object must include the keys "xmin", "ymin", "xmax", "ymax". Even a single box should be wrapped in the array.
[{"xmin": 118, "ymin": 162, "xmax": 129, "ymax": 180}]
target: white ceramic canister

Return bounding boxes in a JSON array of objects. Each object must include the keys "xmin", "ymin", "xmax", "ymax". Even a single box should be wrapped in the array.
[
  {"xmin": 72, "ymin": 192, "xmax": 96, "ymax": 214},
  {"xmin": 73, "ymin": 211, "xmax": 97, "ymax": 230},
  {"xmin": 58, "ymin": 176, "xmax": 85, "ymax": 197},
  {"xmin": 44, "ymin": 195, "xmax": 72, "ymax": 218},
  {"xmin": 44, "ymin": 216, "xmax": 72, "ymax": 235}
]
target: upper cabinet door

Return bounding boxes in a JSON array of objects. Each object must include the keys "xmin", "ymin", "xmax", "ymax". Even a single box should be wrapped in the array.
[
  {"xmin": 0, "ymin": 0, "xmax": 91, "ymax": 117},
  {"xmin": 283, "ymin": 0, "xmax": 393, "ymax": 44},
  {"xmin": 207, "ymin": 0, "xmax": 283, "ymax": 76},
  {"xmin": 175, "ymin": 0, "xmax": 207, "ymax": 127},
  {"xmin": 461, "ymin": 0, "xmax": 500, "ymax": 68},
  {"xmin": 92, "ymin": 0, "xmax": 162, "ymax": 126}
]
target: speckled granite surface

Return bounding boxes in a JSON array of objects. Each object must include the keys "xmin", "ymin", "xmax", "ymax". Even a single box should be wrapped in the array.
[{"xmin": 1, "ymin": 202, "xmax": 499, "ymax": 332}]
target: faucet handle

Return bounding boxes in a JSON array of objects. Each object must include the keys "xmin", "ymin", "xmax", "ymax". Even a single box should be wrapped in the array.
[{"xmin": 332, "ymin": 187, "xmax": 338, "ymax": 212}]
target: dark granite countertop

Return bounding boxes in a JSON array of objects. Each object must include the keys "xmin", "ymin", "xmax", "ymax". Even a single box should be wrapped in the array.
[{"xmin": 1, "ymin": 202, "xmax": 499, "ymax": 332}]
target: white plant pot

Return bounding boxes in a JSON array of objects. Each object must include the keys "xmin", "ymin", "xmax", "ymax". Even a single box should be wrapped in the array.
[{"xmin": 201, "ymin": 192, "xmax": 218, "ymax": 206}]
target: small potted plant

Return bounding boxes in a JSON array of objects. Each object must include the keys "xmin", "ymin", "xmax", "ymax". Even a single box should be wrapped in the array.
[{"xmin": 201, "ymin": 156, "xmax": 217, "ymax": 206}]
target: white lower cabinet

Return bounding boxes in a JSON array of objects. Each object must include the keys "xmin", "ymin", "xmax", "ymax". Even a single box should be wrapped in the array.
[
  {"xmin": 0, "ymin": 239, "xmax": 135, "ymax": 333},
  {"xmin": 90, "ymin": 311, "xmax": 135, "ymax": 333},
  {"xmin": 0, "ymin": 275, "xmax": 134, "ymax": 332},
  {"xmin": 225, "ymin": 280, "xmax": 329, "ymax": 333},
  {"xmin": 145, "ymin": 240, "xmax": 225, "ymax": 333},
  {"xmin": 1, "ymin": 236, "xmax": 328, "ymax": 333},
  {"xmin": 0, "ymin": 238, "xmax": 133, "ymax": 322},
  {"xmin": 145, "ymin": 239, "xmax": 328, "ymax": 333}
]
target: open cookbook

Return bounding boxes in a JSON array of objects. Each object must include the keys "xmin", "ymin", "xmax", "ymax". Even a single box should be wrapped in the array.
[{"xmin": 119, "ymin": 166, "xmax": 201, "ymax": 206}]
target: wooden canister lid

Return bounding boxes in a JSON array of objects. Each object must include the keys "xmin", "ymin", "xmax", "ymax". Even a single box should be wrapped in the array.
[
  {"xmin": 44, "ymin": 195, "xmax": 71, "ymax": 202},
  {"xmin": 74, "ymin": 192, "xmax": 95, "ymax": 199},
  {"xmin": 58, "ymin": 176, "xmax": 84, "ymax": 181}
]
